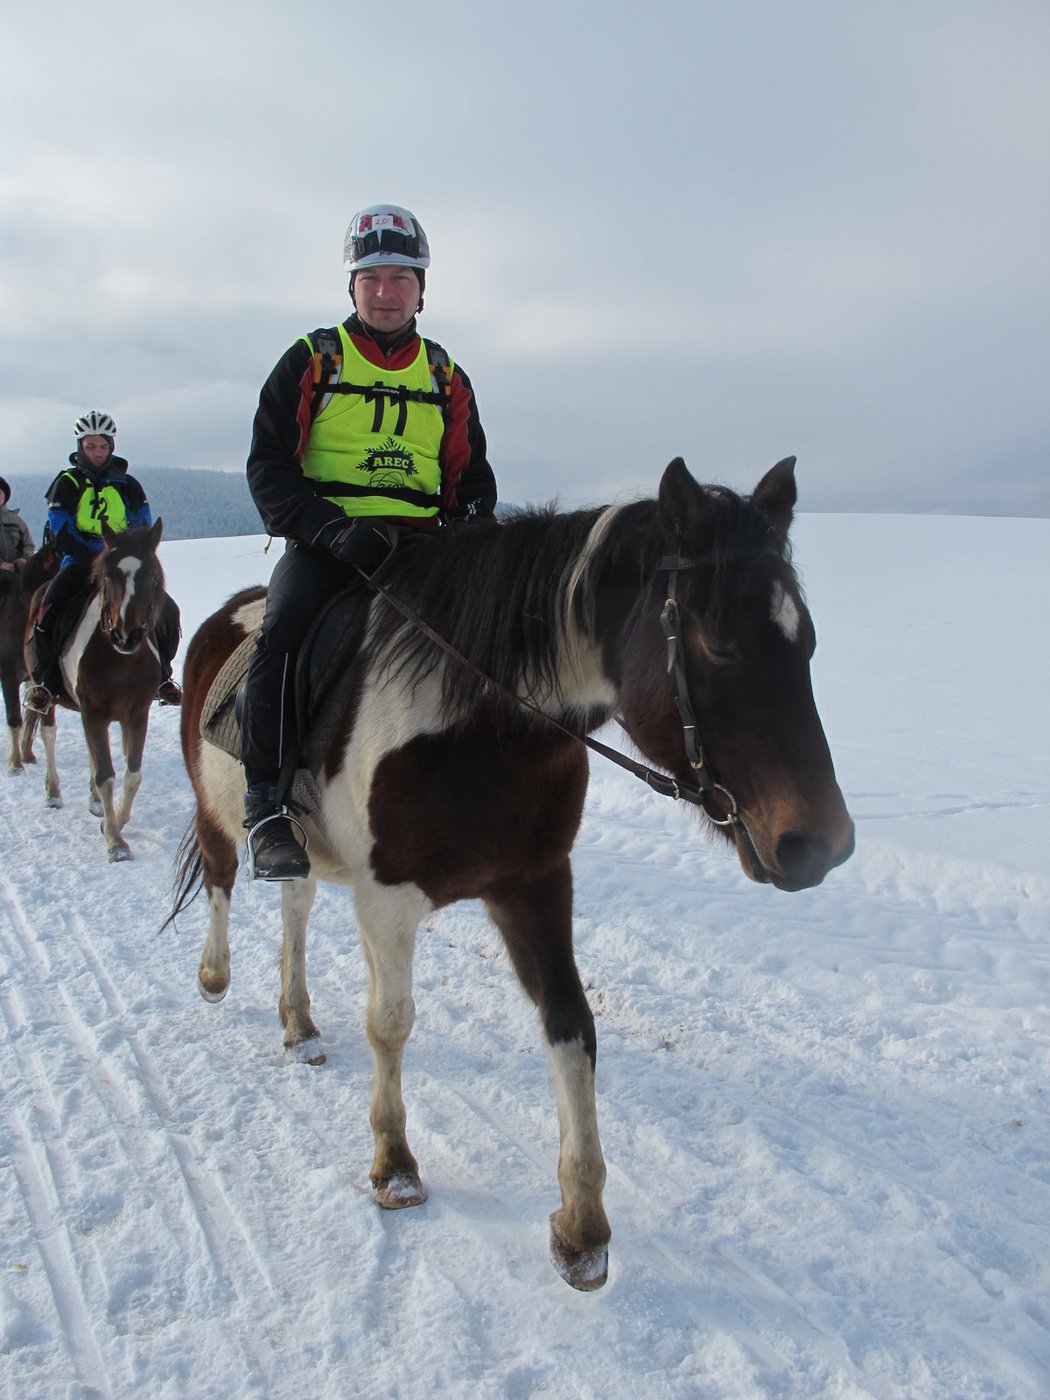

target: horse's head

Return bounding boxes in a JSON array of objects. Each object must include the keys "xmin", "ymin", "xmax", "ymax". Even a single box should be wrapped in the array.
[
  {"xmin": 96, "ymin": 518, "xmax": 166, "ymax": 654},
  {"xmin": 618, "ymin": 459, "xmax": 854, "ymax": 892}
]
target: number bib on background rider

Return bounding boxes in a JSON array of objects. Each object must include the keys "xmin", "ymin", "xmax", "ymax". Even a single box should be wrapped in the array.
[
  {"xmin": 61, "ymin": 473, "xmax": 131, "ymax": 536},
  {"xmin": 300, "ymin": 324, "xmax": 446, "ymax": 520}
]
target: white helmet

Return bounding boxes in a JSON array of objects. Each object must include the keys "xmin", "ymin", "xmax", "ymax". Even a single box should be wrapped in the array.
[
  {"xmin": 343, "ymin": 205, "xmax": 430, "ymax": 274},
  {"xmin": 74, "ymin": 410, "xmax": 117, "ymax": 440}
]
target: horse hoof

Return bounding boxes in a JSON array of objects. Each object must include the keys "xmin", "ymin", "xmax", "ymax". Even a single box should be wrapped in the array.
[
  {"xmin": 197, "ymin": 975, "xmax": 230, "ymax": 1004},
  {"xmin": 45, "ymin": 794, "xmax": 63, "ymax": 809},
  {"xmin": 8, "ymin": 766, "xmax": 24, "ymax": 777},
  {"xmin": 89, "ymin": 800, "xmax": 103, "ymax": 817},
  {"xmin": 108, "ymin": 845, "xmax": 133, "ymax": 863},
  {"xmin": 285, "ymin": 1036, "xmax": 326, "ymax": 1066},
  {"xmin": 549, "ymin": 1218, "xmax": 609, "ymax": 1292},
  {"xmin": 371, "ymin": 1173, "xmax": 427, "ymax": 1210}
]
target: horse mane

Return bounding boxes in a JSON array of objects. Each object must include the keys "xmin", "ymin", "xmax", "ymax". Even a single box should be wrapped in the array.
[
  {"xmin": 371, "ymin": 508, "xmax": 614, "ymax": 722},
  {"xmin": 366, "ymin": 479, "xmax": 797, "ymax": 726}
]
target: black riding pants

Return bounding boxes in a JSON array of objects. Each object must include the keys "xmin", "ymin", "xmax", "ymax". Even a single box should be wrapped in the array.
[{"xmin": 240, "ymin": 540, "xmax": 367, "ymax": 790}]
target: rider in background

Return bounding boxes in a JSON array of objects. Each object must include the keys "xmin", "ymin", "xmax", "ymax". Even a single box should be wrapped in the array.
[
  {"xmin": 241, "ymin": 202, "xmax": 497, "ymax": 880},
  {"xmin": 0, "ymin": 476, "xmax": 35, "ymax": 591},
  {"xmin": 24, "ymin": 411, "xmax": 183, "ymax": 715}
]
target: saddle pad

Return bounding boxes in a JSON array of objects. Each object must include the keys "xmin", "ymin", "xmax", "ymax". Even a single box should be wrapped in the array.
[
  {"xmin": 198, "ymin": 595, "xmax": 366, "ymax": 822},
  {"xmin": 199, "ymin": 631, "xmax": 256, "ymax": 759}
]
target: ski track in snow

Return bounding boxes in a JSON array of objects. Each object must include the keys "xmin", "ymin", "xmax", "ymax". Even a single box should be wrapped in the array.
[{"xmin": 1, "ymin": 522, "xmax": 1049, "ymax": 1399}]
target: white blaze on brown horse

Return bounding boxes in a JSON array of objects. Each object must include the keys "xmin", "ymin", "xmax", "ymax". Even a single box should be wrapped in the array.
[
  {"xmin": 171, "ymin": 458, "xmax": 854, "ymax": 1291},
  {"xmin": 22, "ymin": 520, "xmax": 167, "ymax": 860}
]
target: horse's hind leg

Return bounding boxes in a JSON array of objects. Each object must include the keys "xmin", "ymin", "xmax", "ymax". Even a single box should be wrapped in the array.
[
  {"xmin": 354, "ymin": 879, "xmax": 429, "ymax": 1208},
  {"xmin": 485, "ymin": 860, "xmax": 610, "ymax": 1292},
  {"xmin": 278, "ymin": 875, "xmax": 325, "ymax": 1063},
  {"xmin": 2, "ymin": 664, "xmax": 24, "ymax": 774},
  {"xmin": 38, "ymin": 711, "xmax": 62, "ymax": 807},
  {"xmin": 19, "ymin": 705, "xmax": 38, "ymax": 766},
  {"xmin": 196, "ymin": 805, "xmax": 240, "ymax": 1004}
]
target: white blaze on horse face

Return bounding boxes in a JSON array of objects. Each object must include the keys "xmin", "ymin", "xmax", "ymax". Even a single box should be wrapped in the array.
[
  {"xmin": 770, "ymin": 580, "xmax": 801, "ymax": 644},
  {"xmin": 116, "ymin": 557, "xmax": 143, "ymax": 628}
]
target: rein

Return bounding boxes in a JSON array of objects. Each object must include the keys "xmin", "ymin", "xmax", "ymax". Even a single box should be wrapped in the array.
[{"xmin": 371, "ymin": 550, "xmax": 740, "ymax": 828}]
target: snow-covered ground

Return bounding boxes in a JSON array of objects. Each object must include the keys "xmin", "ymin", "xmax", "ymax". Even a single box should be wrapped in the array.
[{"xmin": 1, "ymin": 512, "xmax": 1048, "ymax": 1400}]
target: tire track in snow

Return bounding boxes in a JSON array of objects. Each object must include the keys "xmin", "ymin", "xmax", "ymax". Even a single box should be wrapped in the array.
[
  {"xmin": 0, "ymin": 875, "xmax": 114, "ymax": 1399},
  {"xmin": 64, "ymin": 909, "xmax": 280, "ymax": 1306},
  {"xmin": 0, "ymin": 869, "xmax": 277, "ymax": 1384}
]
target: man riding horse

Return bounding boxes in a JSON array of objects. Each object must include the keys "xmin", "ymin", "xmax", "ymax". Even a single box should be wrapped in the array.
[
  {"xmin": 25, "ymin": 411, "xmax": 183, "ymax": 715},
  {"xmin": 240, "ymin": 203, "xmax": 497, "ymax": 880}
]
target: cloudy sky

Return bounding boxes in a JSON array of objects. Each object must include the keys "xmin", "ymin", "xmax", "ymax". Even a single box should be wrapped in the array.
[{"xmin": 2, "ymin": 1, "xmax": 1047, "ymax": 516}]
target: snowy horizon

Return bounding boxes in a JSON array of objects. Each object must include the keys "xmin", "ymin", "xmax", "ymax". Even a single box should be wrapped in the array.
[{"xmin": 1, "ymin": 510, "xmax": 1048, "ymax": 1398}]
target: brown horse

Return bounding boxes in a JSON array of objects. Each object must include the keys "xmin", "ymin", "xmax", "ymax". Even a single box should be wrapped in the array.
[
  {"xmin": 171, "ymin": 458, "xmax": 854, "ymax": 1290},
  {"xmin": 23, "ymin": 520, "xmax": 167, "ymax": 860},
  {"xmin": 0, "ymin": 548, "xmax": 57, "ymax": 774}
]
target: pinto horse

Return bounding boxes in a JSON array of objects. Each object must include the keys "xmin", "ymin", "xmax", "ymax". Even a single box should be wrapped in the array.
[
  {"xmin": 173, "ymin": 457, "xmax": 854, "ymax": 1290},
  {"xmin": 0, "ymin": 549, "xmax": 57, "ymax": 773},
  {"xmin": 23, "ymin": 520, "xmax": 167, "ymax": 860}
]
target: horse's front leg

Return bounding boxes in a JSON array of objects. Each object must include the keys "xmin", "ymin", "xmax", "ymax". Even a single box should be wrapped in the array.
[
  {"xmin": 114, "ymin": 709, "xmax": 148, "ymax": 830},
  {"xmin": 355, "ymin": 879, "xmax": 429, "ymax": 1209},
  {"xmin": 485, "ymin": 860, "xmax": 610, "ymax": 1291},
  {"xmin": 81, "ymin": 711, "xmax": 129, "ymax": 860},
  {"xmin": 279, "ymin": 875, "xmax": 325, "ymax": 1063}
]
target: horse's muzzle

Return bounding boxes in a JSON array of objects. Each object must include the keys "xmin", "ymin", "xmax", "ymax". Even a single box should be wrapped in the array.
[
  {"xmin": 110, "ymin": 625, "xmax": 146, "ymax": 653},
  {"xmin": 734, "ymin": 815, "xmax": 856, "ymax": 892}
]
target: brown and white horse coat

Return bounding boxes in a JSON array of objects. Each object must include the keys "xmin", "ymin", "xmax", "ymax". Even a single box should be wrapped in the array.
[
  {"xmin": 175, "ymin": 457, "xmax": 854, "ymax": 1290},
  {"xmin": 23, "ymin": 520, "xmax": 167, "ymax": 859}
]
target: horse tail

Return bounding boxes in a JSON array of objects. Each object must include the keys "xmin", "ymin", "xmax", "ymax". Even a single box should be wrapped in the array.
[{"xmin": 158, "ymin": 817, "xmax": 204, "ymax": 933}]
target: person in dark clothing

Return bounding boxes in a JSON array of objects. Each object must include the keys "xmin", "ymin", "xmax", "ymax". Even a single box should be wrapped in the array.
[
  {"xmin": 0, "ymin": 476, "xmax": 35, "ymax": 592},
  {"xmin": 241, "ymin": 202, "xmax": 497, "ymax": 880},
  {"xmin": 24, "ymin": 411, "xmax": 183, "ymax": 714}
]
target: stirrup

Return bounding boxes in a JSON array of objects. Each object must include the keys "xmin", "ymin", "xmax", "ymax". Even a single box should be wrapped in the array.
[
  {"xmin": 24, "ymin": 683, "xmax": 57, "ymax": 716},
  {"xmin": 246, "ymin": 809, "xmax": 310, "ymax": 881},
  {"xmin": 157, "ymin": 679, "xmax": 183, "ymax": 707}
]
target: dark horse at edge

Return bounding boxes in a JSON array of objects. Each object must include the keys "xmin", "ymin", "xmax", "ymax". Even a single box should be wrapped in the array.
[
  {"xmin": 0, "ymin": 548, "xmax": 57, "ymax": 774},
  {"xmin": 171, "ymin": 457, "xmax": 854, "ymax": 1290}
]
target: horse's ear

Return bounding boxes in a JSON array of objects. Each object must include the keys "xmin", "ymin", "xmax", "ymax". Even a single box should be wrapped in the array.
[
  {"xmin": 657, "ymin": 458, "xmax": 710, "ymax": 535},
  {"xmin": 148, "ymin": 517, "xmax": 164, "ymax": 548},
  {"xmin": 751, "ymin": 456, "xmax": 797, "ymax": 538},
  {"xmin": 100, "ymin": 521, "xmax": 118, "ymax": 549}
]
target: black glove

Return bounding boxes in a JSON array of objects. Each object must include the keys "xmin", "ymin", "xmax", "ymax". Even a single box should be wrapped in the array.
[{"xmin": 318, "ymin": 518, "xmax": 395, "ymax": 577}]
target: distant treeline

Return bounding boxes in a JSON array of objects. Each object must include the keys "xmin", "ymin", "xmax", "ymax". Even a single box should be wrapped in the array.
[
  {"xmin": 4, "ymin": 466, "xmax": 518, "ymax": 545},
  {"xmin": 2, "ymin": 466, "xmax": 262, "ymax": 544}
]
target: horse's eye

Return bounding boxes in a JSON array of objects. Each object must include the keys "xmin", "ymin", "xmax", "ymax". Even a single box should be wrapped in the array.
[{"xmin": 689, "ymin": 626, "xmax": 740, "ymax": 665}]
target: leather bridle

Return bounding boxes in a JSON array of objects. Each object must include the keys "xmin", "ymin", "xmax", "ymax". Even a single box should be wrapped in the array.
[{"xmin": 371, "ymin": 549, "xmax": 741, "ymax": 829}]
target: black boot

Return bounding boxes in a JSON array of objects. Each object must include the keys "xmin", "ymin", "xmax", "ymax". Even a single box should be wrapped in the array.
[{"xmin": 243, "ymin": 785, "xmax": 310, "ymax": 881}]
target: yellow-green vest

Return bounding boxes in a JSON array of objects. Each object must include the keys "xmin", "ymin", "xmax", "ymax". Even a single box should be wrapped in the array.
[
  {"xmin": 300, "ymin": 324, "xmax": 447, "ymax": 520},
  {"xmin": 62, "ymin": 471, "xmax": 131, "ymax": 536}
]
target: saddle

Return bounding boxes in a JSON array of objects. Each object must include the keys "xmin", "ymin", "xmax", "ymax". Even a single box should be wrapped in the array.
[
  {"xmin": 23, "ymin": 582, "xmax": 95, "ymax": 682},
  {"xmin": 200, "ymin": 584, "xmax": 372, "ymax": 814}
]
